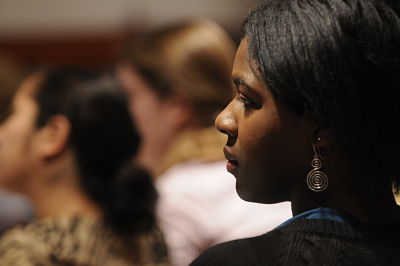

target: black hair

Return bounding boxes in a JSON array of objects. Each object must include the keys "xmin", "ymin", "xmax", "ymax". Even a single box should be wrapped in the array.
[
  {"xmin": 242, "ymin": 0, "xmax": 400, "ymax": 191},
  {"xmin": 34, "ymin": 67, "xmax": 157, "ymax": 236}
]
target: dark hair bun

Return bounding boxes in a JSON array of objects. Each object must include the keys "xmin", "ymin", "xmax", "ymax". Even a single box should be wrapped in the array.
[{"xmin": 104, "ymin": 163, "xmax": 157, "ymax": 236}]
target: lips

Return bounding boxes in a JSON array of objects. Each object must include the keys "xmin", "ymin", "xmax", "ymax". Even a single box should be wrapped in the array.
[{"xmin": 223, "ymin": 147, "xmax": 239, "ymax": 173}]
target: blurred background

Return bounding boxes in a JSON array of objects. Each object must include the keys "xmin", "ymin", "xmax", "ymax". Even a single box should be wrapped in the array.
[
  {"xmin": 0, "ymin": 0, "xmax": 260, "ymax": 68},
  {"xmin": 0, "ymin": 0, "xmax": 262, "ymax": 234}
]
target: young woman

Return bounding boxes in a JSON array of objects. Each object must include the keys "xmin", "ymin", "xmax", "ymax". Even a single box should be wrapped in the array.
[
  {"xmin": 118, "ymin": 19, "xmax": 292, "ymax": 266},
  {"xmin": 191, "ymin": 0, "xmax": 400, "ymax": 265},
  {"xmin": 0, "ymin": 56, "xmax": 33, "ymax": 233},
  {"xmin": 0, "ymin": 68, "xmax": 168, "ymax": 265}
]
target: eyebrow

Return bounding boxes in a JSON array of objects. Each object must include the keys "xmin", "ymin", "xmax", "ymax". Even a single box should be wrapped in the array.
[
  {"xmin": 232, "ymin": 76, "xmax": 263, "ymax": 100},
  {"xmin": 233, "ymin": 77, "xmax": 255, "ymax": 92},
  {"xmin": 233, "ymin": 77, "xmax": 247, "ymax": 88}
]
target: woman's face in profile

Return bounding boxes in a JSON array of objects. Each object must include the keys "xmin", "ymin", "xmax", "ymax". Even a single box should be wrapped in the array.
[
  {"xmin": 215, "ymin": 38, "xmax": 314, "ymax": 203},
  {"xmin": 117, "ymin": 65, "xmax": 176, "ymax": 147},
  {"xmin": 0, "ymin": 74, "xmax": 41, "ymax": 192}
]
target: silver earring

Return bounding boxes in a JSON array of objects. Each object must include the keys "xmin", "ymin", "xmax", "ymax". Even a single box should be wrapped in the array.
[{"xmin": 306, "ymin": 144, "xmax": 328, "ymax": 192}]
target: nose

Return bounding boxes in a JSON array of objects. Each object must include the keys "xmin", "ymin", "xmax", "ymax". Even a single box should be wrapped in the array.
[{"xmin": 215, "ymin": 102, "xmax": 237, "ymax": 141}]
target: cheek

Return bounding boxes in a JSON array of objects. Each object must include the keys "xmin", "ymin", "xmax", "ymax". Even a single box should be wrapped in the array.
[
  {"xmin": 241, "ymin": 129, "xmax": 280, "ymax": 180},
  {"xmin": 0, "ymin": 130, "xmax": 35, "ymax": 192},
  {"xmin": 236, "ymin": 117, "xmax": 299, "ymax": 201},
  {"xmin": 129, "ymin": 95, "xmax": 166, "ymax": 140},
  {"xmin": 238, "ymin": 115, "xmax": 279, "ymax": 166}
]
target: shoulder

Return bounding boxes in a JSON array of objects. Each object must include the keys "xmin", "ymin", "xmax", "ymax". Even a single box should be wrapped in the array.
[
  {"xmin": 0, "ymin": 221, "xmax": 49, "ymax": 264},
  {"xmin": 0, "ymin": 216, "xmax": 109, "ymax": 264},
  {"xmin": 190, "ymin": 228, "xmax": 288, "ymax": 266},
  {"xmin": 190, "ymin": 218, "xmax": 400, "ymax": 266}
]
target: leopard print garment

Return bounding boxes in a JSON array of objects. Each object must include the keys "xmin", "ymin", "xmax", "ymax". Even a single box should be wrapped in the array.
[{"xmin": 0, "ymin": 216, "xmax": 169, "ymax": 266}]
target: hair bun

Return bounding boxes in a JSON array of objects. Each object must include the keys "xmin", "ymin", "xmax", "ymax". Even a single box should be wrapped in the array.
[{"xmin": 104, "ymin": 163, "xmax": 157, "ymax": 236}]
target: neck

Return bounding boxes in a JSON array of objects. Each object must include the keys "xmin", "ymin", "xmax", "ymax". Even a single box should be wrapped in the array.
[
  {"xmin": 291, "ymin": 178, "xmax": 400, "ymax": 223},
  {"xmin": 292, "ymin": 145, "xmax": 400, "ymax": 223},
  {"xmin": 27, "ymin": 153, "xmax": 102, "ymax": 220},
  {"xmin": 345, "ymin": 179, "xmax": 400, "ymax": 223},
  {"xmin": 135, "ymin": 139, "xmax": 172, "ymax": 173},
  {"xmin": 135, "ymin": 126, "xmax": 183, "ymax": 175}
]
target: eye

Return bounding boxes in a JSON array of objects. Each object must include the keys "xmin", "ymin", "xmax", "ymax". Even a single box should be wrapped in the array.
[{"xmin": 237, "ymin": 93, "xmax": 257, "ymax": 109}]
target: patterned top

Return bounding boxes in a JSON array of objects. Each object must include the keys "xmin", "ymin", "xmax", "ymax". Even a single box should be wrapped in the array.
[{"xmin": 0, "ymin": 216, "xmax": 169, "ymax": 266}]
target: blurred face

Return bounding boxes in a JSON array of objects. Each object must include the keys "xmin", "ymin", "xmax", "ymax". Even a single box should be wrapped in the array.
[
  {"xmin": 117, "ymin": 64, "xmax": 184, "ymax": 168},
  {"xmin": 0, "ymin": 74, "xmax": 41, "ymax": 192},
  {"xmin": 118, "ymin": 65, "xmax": 167, "ymax": 143},
  {"xmin": 215, "ymin": 38, "xmax": 314, "ymax": 203}
]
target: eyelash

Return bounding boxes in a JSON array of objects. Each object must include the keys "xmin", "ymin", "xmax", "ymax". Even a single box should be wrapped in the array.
[
  {"xmin": 233, "ymin": 79, "xmax": 259, "ymax": 110},
  {"xmin": 237, "ymin": 94, "xmax": 256, "ymax": 109}
]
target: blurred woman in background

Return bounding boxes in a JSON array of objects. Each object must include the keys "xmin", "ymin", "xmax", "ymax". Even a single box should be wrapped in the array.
[
  {"xmin": 0, "ymin": 55, "xmax": 34, "ymax": 234},
  {"xmin": 0, "ymin": 67, "xmax": 168, "ymax": 265},
  {"xmin": 118, "ymin": 19, "xmax": 291, "ymax": 266}
]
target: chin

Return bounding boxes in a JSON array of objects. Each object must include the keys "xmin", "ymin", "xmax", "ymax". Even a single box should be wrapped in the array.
[
  {"xmin": 235, "ymin": 183, "xmax": 262, "ymax": 203},
  {"xmin": 236, "ymin": 182, "xmax": 285, "ymax": 204}
]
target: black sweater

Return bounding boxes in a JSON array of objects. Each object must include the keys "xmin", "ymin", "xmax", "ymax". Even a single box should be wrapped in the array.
[{"xmin": 190, "ymin": 217, "xmax": 400, "ymax": 266}]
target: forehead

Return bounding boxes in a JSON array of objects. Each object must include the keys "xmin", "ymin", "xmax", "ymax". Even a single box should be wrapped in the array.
[
  {"xmin": 233, "ymin": 38, "xmax": 252, "ymax": 78},
  {"xmin": 232, "ymin": 38, "xmax": 268, "ymax": 95},
  {"xmin": 118, "ymin": 64, "xmax": 155, "ymax": 95},
  {"xmin": 15, "ymin": 73, "xmax": 43, "ymax": 101}
]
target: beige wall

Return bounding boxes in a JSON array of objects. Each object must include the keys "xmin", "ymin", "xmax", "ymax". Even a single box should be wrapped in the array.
[{"xmin": 0, "ymin": 0, "xmax": 252, "ymax": 36}]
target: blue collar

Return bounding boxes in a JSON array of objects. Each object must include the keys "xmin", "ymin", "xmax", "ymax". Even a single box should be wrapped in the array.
[{"xmin": 277, "ymin": 207, "xmax": 358, "ymax": 229}]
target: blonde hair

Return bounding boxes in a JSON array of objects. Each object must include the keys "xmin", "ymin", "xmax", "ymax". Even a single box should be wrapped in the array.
[{"xmin": 121, "ymin": 19, "xmax": 236, "ymax": 127}]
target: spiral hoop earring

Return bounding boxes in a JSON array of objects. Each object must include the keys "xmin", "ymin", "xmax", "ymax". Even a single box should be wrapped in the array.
[{"xmin": 306, "ymin": 145, "xmax": 328, "ymax": 192}]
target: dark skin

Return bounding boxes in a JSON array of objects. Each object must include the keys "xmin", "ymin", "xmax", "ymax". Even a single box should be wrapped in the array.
[{"xmin": 216, "ymin": 37, "xmax": 400, "ymax": 222}]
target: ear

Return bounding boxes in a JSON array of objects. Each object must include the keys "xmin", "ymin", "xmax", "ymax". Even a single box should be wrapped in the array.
[
  {"xmin": 312, "ymin": 127, "xmax": 334, "ymax": 149},
  {"xmin": 35, "ymin": 115, "xmax": 71, "ymax": 160}
]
